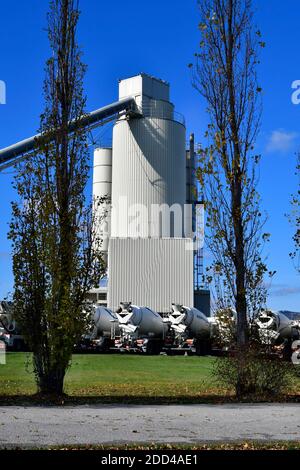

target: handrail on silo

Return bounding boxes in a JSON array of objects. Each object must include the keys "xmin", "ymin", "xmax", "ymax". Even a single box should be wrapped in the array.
[{"xmin": 138, "ymin": 105, "xmax": 185, "ymax": 126}]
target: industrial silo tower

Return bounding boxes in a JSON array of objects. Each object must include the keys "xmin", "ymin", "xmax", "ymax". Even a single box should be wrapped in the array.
[
  {"xmin": 92, "ymin": 73, "xmax": 204, "ymax": 314},
  {"xmin": 0, "ymin": 71, "xmax": 209, "ymax": 315}
]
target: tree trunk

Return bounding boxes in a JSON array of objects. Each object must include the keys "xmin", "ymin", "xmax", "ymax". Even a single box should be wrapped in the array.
[
  {"xmin": 38, "ymin": 369, "xmax": 66, "ymax": 396},
  {"xmin": 192, "ymin": 0, "xmax": 264, "ymax": 398},
  {"xmin": 233, "ymin": 180, "xmax": 248, "ymax": 347},
  {"xmin": 226, "ymin": 0, "xmax": 248, "ymax": 348}
]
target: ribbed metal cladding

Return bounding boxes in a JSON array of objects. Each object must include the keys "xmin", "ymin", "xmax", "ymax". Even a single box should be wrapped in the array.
[
  {"xmin": 93, "ymin": 148, "xmax": 112, "ymax": 254},
  {"xmin": 111, "ymin": 117, "xmax": 186, "ymax": 238},
  {"xmin": 108, "ymin": 238, "xmax": 194, "ymax": 313}
]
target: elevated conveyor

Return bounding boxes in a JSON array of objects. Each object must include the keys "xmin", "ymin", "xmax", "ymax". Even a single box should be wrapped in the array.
[{"xmin": 0, "ymin": 96, "xmax": 139, "ymax": 171}]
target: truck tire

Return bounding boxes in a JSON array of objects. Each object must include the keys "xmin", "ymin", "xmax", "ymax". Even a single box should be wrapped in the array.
[
  {"xmin": 96, "ymin": 337, "xmax": 111, "ymax": 353},
  {"xmin": 146, "ymin": 340, "xmax": 162, "ymax": 355},
  {"xmin": 13, "ymin": 339, "xmax": 24, "ymax": 352},
  {"xmin": 195, "ymin": 339, "xmax": 211, "ymax": 356}
]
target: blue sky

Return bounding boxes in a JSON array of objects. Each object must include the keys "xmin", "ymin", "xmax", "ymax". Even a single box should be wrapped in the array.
[{"xmin": 0, "ymin": 0, "xmax": 299, "ymax": 310}]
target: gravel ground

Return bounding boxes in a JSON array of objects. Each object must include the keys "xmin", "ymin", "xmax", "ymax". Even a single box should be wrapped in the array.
[{"xmin": 0, "ymin": 404, "xmax": 299, "ymax": 448}]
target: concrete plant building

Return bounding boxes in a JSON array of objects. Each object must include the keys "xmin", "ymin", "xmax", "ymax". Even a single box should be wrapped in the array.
[{"xmin": 91, "ymin": 73, "xmax": 209, "ymax": 315}]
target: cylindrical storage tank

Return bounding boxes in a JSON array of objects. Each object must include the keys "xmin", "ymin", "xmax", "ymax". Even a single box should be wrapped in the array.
[
  {"xmin": 111, "ymin": 112, "xmax": 186, "ymax": 238},
  {"xmin": 185, "ymin": 134, "xmax": 197, "ymax": 238},
  {"xmin": 169, "ymin": 304, "xmax": 210, "ymax": 339},
  {"xmin": 93, "ymin": 306, "xmax": 120, "ymax": 337},
  {"xmin": 185, "ymin": 150, "xmax": 193, "ymax": 239},
  {"xmin": 117, "ymin": 304, "xmax": 168, "ymax": 338},
  {"xmin": 184, "ymin": 307, "xmax": 211, "ymax": 339},
  {"xmin": 93, "ymin": 148, "xmax": 112, "ymax": 255}
]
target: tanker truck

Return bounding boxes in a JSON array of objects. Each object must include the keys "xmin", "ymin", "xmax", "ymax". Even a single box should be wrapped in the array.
[
  {"xmin": 167, "ymin": 304, "xmax": 211, "ymax": 355},
  {"xmin": 0, "ymin": 301, "xmax": 26, "ymax": 351},
  {"xmin": 90, "ymin": 306, "xmax": 120, "ymax": 352},
  {"xmin": 255, "ymin": 309, "xmax": 300, "ymax": 347},
  {"xmin": 115, "ymin": 302, "xmax": 168, "ymax": 355}
]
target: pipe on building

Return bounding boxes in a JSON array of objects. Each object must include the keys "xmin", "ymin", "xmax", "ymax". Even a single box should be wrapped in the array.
[{"xmin": 0, "ymin": 97, "xmax": 139, "ymax": 170}]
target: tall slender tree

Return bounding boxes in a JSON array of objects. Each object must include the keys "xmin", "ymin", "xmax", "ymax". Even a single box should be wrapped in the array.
[
  {"xmin": 9, "ymin": 0, "xmax": 105, "ymax": 396},
  {"xmin": 191, "ymin": 0, "xmax": 268, "ymax": 353}
]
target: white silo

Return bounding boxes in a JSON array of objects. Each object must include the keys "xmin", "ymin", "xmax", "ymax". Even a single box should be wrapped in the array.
[
  {"xmin": 110, "ymin": 74, "xmax": 186, "ymax": 238},
  {"xmin": 107, "ymin": 74, "xmax": 194, "ymax": 313},
  {"xmin": 93, "ymin": 147, "xmax": 112, "ymax": 258}
]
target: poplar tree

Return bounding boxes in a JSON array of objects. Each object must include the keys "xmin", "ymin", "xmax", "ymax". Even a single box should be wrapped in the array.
[
  {"xmin": 191, "ymin": 0, "xmax": 268, "ymax": 364},
  {"xmin": 9, "ymin": 0, "xmax": 104, "ymax": 396}
]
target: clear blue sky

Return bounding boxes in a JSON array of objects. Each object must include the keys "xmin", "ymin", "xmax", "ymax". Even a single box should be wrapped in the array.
[{"xmin": 0, "ymin": 0, "xmax": 299, "ymax": 310}]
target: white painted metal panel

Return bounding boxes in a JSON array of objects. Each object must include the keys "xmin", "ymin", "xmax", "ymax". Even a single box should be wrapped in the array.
[
  {"xmin": 111, "ymin": 117, "xmax": 186, "ymax": 238},
  {"xmin": 119, "ymin": 75, "xmax": 142, "ymax": 100},
  {"xmin": 119, "ymin": 74, "xmax": 169, "ymax": 102},
  {"xmin": 93, "ymin": 147, "xmax": 112, "ymax": 197},
  {"xmin": 93, "ymin": 148, "xmax": 112, "ymax": 253},
  {"xmin": 105, "ymin": 75, "xmax": 194, "ymax": 311},
  {"xmin": 108, "ymin": 238, "xmax": 194, "ymax": 313}
]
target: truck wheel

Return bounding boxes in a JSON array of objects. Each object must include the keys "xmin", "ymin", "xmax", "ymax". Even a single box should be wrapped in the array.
[
  {"xmin": 204, "ymin": 340, "xmax": 212, "ymax": 355},
  {"xmin": 195, "ymin": 340, "xmax": 203, "ymax": 356},
  {"xmin": 146, "ymin": 340, "xmax": 162, "ymax": 355},
  {"xmin": 13, "ymin": 339, "xmax": 23, "ymax": 352},
  {"xmin": 195, "ymin": 339, "xmax": 210, "ymax": 356},
  {"xmin": 153, "ymin": 341, "xmax": 163, "ymax": 355},
  {"xmin": 282, "ymin": 339, "xmax": 292, "ymax": 362},
  {"xmin": 96, "ymin": 337, "xmax": 111, "ymax": 353}
]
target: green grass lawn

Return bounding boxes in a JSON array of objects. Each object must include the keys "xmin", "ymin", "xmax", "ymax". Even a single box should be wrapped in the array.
[
  {"xmin": 1, "ymin": 353, "xmax": 299, "ymax": 402},
  {"xmin": 0, "ymin": 353, "xmax": 221, "ymax": 399}
]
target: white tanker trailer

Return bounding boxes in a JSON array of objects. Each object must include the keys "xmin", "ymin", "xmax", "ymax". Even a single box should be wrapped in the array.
[
  {"xmin": 0, "ymin": 302, "xmax": 16, "ymax": 333},
  {"xmin": 167, "ymin": 304, "xmax": 211, "ymax": 355},
  {"xmin": 255, "ymin": 309, "xmax": 300, "ymax": 345},
  {"xmin": 115, "ymin": 302, "xmax": 168, "ymax": 355},
  {"xmin": 91, "ymin": 306, "xmax": 120, "ymax": 352},
  {"xmin": 0, "ymin": 301, "xmax": 25, "ymax": 351}
]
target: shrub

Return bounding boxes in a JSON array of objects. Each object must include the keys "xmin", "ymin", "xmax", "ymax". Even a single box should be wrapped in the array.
[{"xmin": 213, "ymin": 344, "xmax": 294, "ymax": 399}]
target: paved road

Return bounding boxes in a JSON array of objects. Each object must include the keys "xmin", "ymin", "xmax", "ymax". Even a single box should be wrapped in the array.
[{"xmin": 0, "ymin": 404, "xmax": 300, "ymax": 447}]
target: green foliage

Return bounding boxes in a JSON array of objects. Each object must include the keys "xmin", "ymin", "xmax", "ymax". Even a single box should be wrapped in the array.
[
  {"xmin": 211, "ymin": 308, "xmax": 237, "ymax": 349},
  {"xmin": 191, "ymin": 0, "xmax": 270, "ymax": 325},
  {"xmin": 213, "ymin": 345, "xmax": 294, "ymax": 398},
  {"xmin": 8, "ymin": 0, "xmax": 105, "ymax": 396}
]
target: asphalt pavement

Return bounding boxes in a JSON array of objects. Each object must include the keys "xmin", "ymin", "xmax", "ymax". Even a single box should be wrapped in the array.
[{"xmin": 0, "ymin": 403, "xmax": 299, "ymax": 448}]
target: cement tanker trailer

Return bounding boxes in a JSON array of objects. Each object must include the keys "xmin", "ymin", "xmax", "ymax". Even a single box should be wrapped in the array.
[
  {"xmin": 255, "ymin": 310, "xmax": 300, "ymax": 346},
  {"xmin": 0, "ymin": 301, "xmax": 26, "ymax": 351},
  {"xmin": 167, "ymin": 304, "xmax": 211, "ymax": 355},
  {"xmin": 91, "ymin": 306, "xmax": 120, "ymax": 352},
  {"xmin": 116, "ymin": 302, "xmax": 168, "ymax": 355}
]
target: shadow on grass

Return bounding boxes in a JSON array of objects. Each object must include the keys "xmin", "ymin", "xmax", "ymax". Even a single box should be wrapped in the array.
[{"xmin": 0, "ymin": 393, "xmax": 300, "ymax": 406}]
